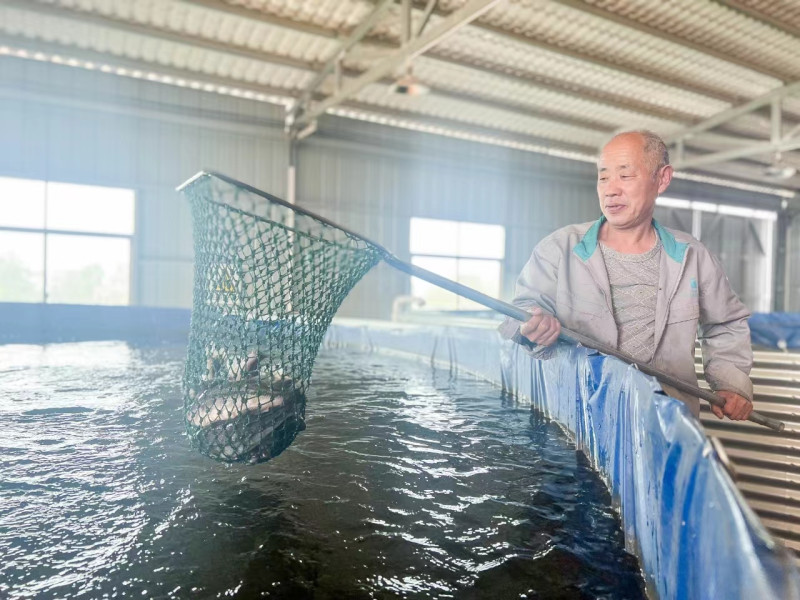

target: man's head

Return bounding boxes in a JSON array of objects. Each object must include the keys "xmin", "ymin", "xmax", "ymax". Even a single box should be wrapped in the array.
[{"xmin": 596, "ymin": 130, "xmax": 673, "ymax": 231}]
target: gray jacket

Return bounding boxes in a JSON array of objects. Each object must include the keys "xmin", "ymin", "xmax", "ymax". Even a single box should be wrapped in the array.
[{"xmin": 499, "ymin": 217, "xmax": 753, "ymax": 417}]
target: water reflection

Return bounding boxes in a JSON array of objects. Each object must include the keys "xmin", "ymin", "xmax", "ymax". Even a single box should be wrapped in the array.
[{"xmin": 0, "ymin": 345, "xmax": 645, "ymax": 599}]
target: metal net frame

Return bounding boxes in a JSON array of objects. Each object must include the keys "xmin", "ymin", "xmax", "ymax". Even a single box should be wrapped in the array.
[{"xmin": 179, "ymin": 172, "xmax": 383, "ymax": 463}]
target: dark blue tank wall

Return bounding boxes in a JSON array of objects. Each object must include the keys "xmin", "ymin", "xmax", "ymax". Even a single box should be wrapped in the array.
[{"xmin": 324, "ymin": 320, "xmax": 800, "ymax": 600}]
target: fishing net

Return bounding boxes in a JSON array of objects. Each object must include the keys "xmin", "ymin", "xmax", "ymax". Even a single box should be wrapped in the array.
[{"xmin": 179, "ymin": 173, "xmax": 383, "ymax": 463}]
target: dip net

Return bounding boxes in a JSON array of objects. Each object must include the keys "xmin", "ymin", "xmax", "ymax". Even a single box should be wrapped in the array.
[{"xmin": 179, "ymin": 173, "xmax": 383, "ymax": 463}]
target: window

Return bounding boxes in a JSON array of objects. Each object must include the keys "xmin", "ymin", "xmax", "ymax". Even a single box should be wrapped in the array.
[
  {"xmin": 409, "ymin": 217, "xmax": 505, "ymax": 311},
  {"xmin": 655, "ymin": 196, "xmax": 776, "ymax": 312},
  {"xmin": 0, "ymin": 176, "xmax": 135, "ymax": 305}
]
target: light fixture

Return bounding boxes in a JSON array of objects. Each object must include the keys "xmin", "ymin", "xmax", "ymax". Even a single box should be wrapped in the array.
[
  {"xmin": 389, "ymin": 65, "xmax": 430, "ymax": 97},
  {"xmin": 763, "ymin": 152, "xmax": 797, "ymax": 180}
]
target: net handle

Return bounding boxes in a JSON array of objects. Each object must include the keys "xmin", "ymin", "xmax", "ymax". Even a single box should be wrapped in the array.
[
  {"xmin": 176, "ymin": 171, "xmax": 784, "ymax": 433},
  {"xmin": 385, "ymin": 256, "xmax": 784, "ymax": 433}
]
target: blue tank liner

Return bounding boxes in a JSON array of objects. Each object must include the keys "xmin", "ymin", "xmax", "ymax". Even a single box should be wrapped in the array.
[
  {"xmin": 749, "ymin": 313, "xmax": 800, "ymax": 349},
  {"xmin": 326, "ymin": 319, "xmax": 800, "ymax": 600}
]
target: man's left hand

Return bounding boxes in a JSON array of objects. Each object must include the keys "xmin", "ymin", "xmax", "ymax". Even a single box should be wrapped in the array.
[{"xmin": 711, "ymin": 390, "xmax": 753, "ymax": 421}]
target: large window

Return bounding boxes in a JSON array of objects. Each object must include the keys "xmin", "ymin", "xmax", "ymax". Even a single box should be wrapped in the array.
[
  {"xmin": 655, "ymin": 197, "xmax": 776, "ymax": 312},
  {"xmin": 0, "ymin": 177, "xmax": 135, "ymax": 305},
  {"xmin": 409, "ymin": 217, "xmax": 505, "ymax": 311}
]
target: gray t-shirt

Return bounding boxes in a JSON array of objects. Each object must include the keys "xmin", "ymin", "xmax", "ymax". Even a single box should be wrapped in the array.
[{"xmin": 599, "ymin": 239, "xmax": 662, "ymax": 363}]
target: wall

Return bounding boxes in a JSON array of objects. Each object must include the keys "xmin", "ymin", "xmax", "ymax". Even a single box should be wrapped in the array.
[
  {"xmin": 788, "ymin": 216, "xmax": 800, "ymax": 312},
  {"xmin": 0, "ymin": 56, "xmax": 289, "ymax": 309},
  {"xmin": 1, "ymin": 55, "xmax": 793, "ymax": 318}
]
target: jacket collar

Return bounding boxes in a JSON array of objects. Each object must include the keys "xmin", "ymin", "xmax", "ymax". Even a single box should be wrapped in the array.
[{"xmin": 572, "ymin": 216, "xmax": 688, "ymax": 263}]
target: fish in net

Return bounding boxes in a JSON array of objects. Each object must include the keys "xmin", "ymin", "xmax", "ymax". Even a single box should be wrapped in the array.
[{"xmin": 179, "ymin": 172, "xmax": 383, "ymax": 463}]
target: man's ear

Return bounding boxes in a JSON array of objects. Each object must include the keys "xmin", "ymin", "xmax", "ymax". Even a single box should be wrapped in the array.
[{"xmin": 657, "ymin": 165, "xmax": 674, "ymax": 194}]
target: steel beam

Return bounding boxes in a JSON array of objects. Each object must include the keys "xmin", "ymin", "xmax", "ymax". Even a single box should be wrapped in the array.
[
  {"xmin": 676, "ymin": 138, "xmax": 800, "ymax": 169},
  {"xmin": 295, "ymin": 0, "xmax": 503, "ymax": 127},
  {"xmin": 288, "ymin": 0, "xmax": 395, "ymax": 127},
  {"xmin": 664, "ymin": 81, "xmax": 800, "ymax": 144}
]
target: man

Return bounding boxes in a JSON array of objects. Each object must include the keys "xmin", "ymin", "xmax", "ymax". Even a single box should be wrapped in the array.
[{"xmin": 500, "ymin": 130, "xmax": 753, "ymax": 421}]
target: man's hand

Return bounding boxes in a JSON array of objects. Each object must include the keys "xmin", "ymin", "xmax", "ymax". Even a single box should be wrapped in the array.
[
  {"xmin": 711, "ymin": 390, "xmax": 753, "ymax": 421},
  {"xmin": 519, "ymin": 307, "xmax": 561, "ymax": 347}
]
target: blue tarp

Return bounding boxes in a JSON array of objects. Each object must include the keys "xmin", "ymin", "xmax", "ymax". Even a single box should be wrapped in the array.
[
  {"xmin": 750, "ymin": 313, "xmax": 800, "ymax": 350},
  {"xmin": 326, "ymin": 320, "xmax": 800, "ymax": 600}
]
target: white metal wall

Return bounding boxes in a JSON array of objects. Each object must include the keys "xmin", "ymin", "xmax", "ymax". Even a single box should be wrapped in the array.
[
  {"xmin": 1, "ymin": 55, "xmax": 793, "ymax": 318},
  {"xmin": 0, "ymin": 56, "xmax": 289, "ymax": 309},
  {"xmin": 297, "ymin": 120, "xmax": 600, "ymax": 318}
]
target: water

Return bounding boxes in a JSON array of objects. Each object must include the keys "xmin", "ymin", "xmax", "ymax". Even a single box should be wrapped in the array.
[{"xmin": 0, "ymin": 342, "xmax": 646, "ymax": 599}]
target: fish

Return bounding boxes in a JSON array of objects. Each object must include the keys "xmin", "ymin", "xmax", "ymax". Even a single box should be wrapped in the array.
[{"xmin": 187, "ymin": 379, "xmax": 306, "ymax": 463}]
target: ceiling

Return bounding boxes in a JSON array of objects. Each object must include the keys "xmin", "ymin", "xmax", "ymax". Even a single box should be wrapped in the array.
[{"xmin": 2, "ymin": 0, "xmax": 800, "ymax": 198}]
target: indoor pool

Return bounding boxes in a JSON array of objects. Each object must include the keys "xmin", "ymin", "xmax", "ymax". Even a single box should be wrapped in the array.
[{"xmin": 0, "ymin": 341, "xmax": 646, "ymax": 599}]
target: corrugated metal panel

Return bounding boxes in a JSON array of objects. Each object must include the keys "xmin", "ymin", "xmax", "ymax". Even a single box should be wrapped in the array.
[
  {"xmin": 353, "ymin": 82, "xmax": 608, "ymax": 148},
  {"xmin": 584, "ymin": 0, "xmax": 800, "ymax": 79},
  {"xmin": 398, "ymin": 57, "xmax": 688, "ymax": 133},
  {"xmin": 0, "ymin": 4, "xmax": 316, "ymax": 92},
  {"xmin": 396, "ymin": 0, "xmax": 781, "ymax": 97},
  {"xmin": 732, "ymin": 0, "xmax": 800, "ymax": 27},
  {"xmin": 47, "ymin": 0, "xmax": 340, "ymax": 64},
  {"xmin": 230, "ymin": 0, "xmax": 373, "ymax": 31},
  {"xmin": 696, "ymin": 348, "xmax": 800, "ymax": 561}
]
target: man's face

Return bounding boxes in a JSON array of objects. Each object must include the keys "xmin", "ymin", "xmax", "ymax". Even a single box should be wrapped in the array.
[{"xmin": 596, "ymin": 135, "xmax": 671, "ymax": 230}]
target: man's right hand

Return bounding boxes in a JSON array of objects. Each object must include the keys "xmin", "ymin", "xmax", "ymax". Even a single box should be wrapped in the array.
[{"xmin": 519, "ymin": 307, "xmax": 562, "ymax": 347}]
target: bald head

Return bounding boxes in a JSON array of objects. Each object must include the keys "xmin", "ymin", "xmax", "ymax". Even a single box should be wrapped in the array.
[{"xmin": 601, "ymin": 131, "xmax": 670, "ymax": 179}]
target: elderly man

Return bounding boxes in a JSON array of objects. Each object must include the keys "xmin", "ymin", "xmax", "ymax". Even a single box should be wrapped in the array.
[{"xmin": 500, "ymin": 130, "xmax": 753, "ymax": 421}]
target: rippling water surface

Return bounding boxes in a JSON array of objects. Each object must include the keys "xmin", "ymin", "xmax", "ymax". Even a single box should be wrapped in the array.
[{"xmin": 0, "ymin": 342, "xmax": 646, "ymax": 599}]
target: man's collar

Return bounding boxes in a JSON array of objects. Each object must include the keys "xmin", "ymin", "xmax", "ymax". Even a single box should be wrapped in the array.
[{"xmin": 573, "ymin": 216, "xmax": 688, "ymax": 263}]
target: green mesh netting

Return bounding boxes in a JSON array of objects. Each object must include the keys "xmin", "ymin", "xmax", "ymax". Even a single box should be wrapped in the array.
[{"xmin": 179, "ymin": 173, "xmax": 383, "ymax": 463}]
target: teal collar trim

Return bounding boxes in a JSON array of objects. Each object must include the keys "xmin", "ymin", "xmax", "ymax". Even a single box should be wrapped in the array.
[
  {"xmin": 572, "ymin": 217, "xmax": 604, "ymax": 261},
  {"xmin": 572, "ymin": 217, "xmax": 688, "ymax": 263},
  {"xmin": 652, "ymin": 220, "xmax": 688, "ymax": 263}
]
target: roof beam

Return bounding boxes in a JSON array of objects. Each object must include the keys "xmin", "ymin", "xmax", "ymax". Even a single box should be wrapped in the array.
[
  {"xmin": 173, "ymin": 0, "xmax": 711, "ymax": 123},
  {"xmin": 665, "ymin": 80, "xmax": 800, "ymax": 143},
  {"xmin": 288, "ymin": 0, "xmax": 395, "ymax": 127},
  {"xmin": 676, "ymin": 138, "xmax": 800, "ymax": 169},
  {"xmin": 550, "ymin": 0, "xmax": 789, "ymax": 82},
  {"xmin": 295, "ymin": 0, "xmax": 503, "ymax": 127}
]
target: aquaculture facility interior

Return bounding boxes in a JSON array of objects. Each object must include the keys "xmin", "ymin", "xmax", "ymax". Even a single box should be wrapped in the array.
[{"xmin": 2, "ymin": 1, "xmax": 800, "ymax": 599}]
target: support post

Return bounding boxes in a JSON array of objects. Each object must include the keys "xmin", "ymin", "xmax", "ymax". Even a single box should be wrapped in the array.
[{"xmin": 774, "ymin": 209, "xmax": 789, "ymax": 312}]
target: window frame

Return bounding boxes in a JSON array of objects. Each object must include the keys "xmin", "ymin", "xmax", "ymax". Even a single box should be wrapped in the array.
[
  {"xmin": 408, "ymin": 217, "xmax": 505, "ymax": 311},
  {"xmin": 0, "ymin": 177, "xmax": 136, "ymax": 305}
]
